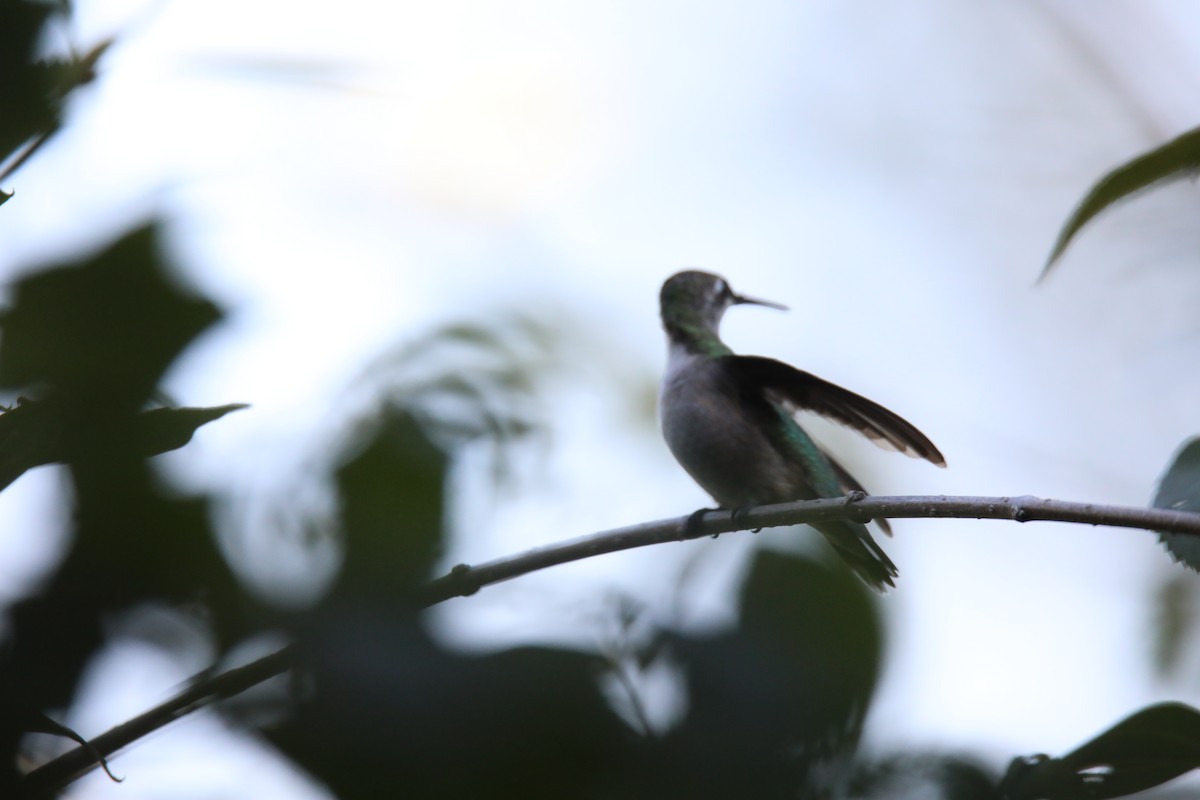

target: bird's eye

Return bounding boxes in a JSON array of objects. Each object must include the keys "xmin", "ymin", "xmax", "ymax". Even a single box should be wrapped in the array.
[{"xmin": 712, "ymin": 280, "xmax": 728, "ymax": 300}]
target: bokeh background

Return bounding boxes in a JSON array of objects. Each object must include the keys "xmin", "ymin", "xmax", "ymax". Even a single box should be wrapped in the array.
[{"xmin": 4, "ymin": 0, "xmax": 1200, "ymax": 796}]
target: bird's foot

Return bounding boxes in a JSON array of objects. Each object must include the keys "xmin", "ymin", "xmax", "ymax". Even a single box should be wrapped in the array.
[
  {"xmin": 685, "ymin": 507, "xmax": 716, "ymax": 536},
  {"xmin": 842, "ymin": 490, "xmax": 879, "ymax": 527},
  {"xmin": 731, "ymin": 505, "xmax": 762, "ymax": 533}
]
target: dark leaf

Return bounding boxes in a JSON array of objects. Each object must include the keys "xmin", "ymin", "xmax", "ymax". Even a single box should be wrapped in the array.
[
  {"xmin": 273, "ymin": 615, "xmax": 632, "ymax": 799},
  {"xmin": 1000, "ymin": 703, "xmax": 1200, "ymax": 799},
  {"xmin": 0, "ymin": 1, "xmax": 59, "ymax": 165},
  {"xmin": 0, "ymin": 401, "xmax": 247, "ymax": 492},
  {"xmin": 1152, "ymin": 436, "xmax": 1200, "ymax": 572},
  {"xmin": 0, "ymin": 224, "xmax": 220, "ymax": 407},
  {"xmin": 0, "ymin": 224, "xmax": 247, "ymax": 791},
  {"xmin": 134, "ymin": 403, "xmax": 248, "ymax": 456},
  {"xmin": 1042, "ymin": 126, "xmax": 1200, "ymax": 277},
  {"xmin": 0, "ymin": 4, "xmax": 113, "ymax": 192},
  {"xmin": 656, "ymin": 550, "xmax": 883, "ymax": 796},
  {"xmin": 1152, "ymin": 573, "xmax": 1198, "ymax": 679},
  {"xmin": 332, "ymin": 408, "xmax": 447, "ymax": 600}
]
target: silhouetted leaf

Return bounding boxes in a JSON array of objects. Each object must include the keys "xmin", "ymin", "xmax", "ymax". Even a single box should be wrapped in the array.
[
  {"xmin": 656, "ymin": 550, "xmax": 882, "ymax": 797},
  {"xmin": 1152, "ymin": 573, "xmax": 1198, "ymax": 679},
  {"xmin": 352, "ymin": 314, "xmax": 564, "ymax": 495},
  {"xmin": 1042, "ymin": 126, "xmax": 1200, "ymax": 277},
  {"xmin": 0, "ymin": 401, "xmax": 247, "ymax": 492},
  {"xmin": 0, "ymin": 5, "xmax": 113, "ymax": 195},
  {"xmin": 132, "ymin": 402, "xmax": 248, "ymax": 454},
  {"xmin": 333, "ymin": 408, "xmax": 447, "ymax": 600},
  {"xmin": 0, "ymin": 224, "xmax": 220, "ymax": 408},
  {"xmin": 1000, "ymin": 703, "xmax": 1200, "ymax": 799},
  {"xmin": 0, "ymin": 1, "xmax": 59, "ymax": 164},
  {"xmin": 1152, "ymin": 436, "xmax": 1200, "ymax": 572},
  {"xmin": 273, "ymin": 612, "xmax": 632, "ymax": 798},
  {"xmin": 0, "ymin": 223, "xmax": 246, "ymax": 792}
]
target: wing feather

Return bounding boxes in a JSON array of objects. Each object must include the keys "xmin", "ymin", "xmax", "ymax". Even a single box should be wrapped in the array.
[{"xmin": 722, "ymin": 355, "xmax": 946, "ymax": 467}]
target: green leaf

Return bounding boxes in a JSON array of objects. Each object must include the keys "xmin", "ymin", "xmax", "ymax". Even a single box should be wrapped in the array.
[
  {"xmin": 1152, "ymin": 573, "xmax": 1199, "ymax": 679},
  {"xmin": 0, "ymin": 2, "xmax": 58, "ymax": 163},
  {"xmin": 272, "ymin": 620, "xmax": 631, "ymax": 799},
  {"xmin": 133, "ymin": 403, "xmax": 248, "ymax": 456},
  {"xmin": 1042, "ymin": 126, "xmax": 1200, "ymax": 278},
  {"xmin": 736, "ymin": 549, "xmax": 882, "ymax": 746},
  {"xmin": 0, "ymin": 224, "xmax": 221, "ymax": 407},
  {"xmin": 0, "ymin": 401, "xmax": 247, "ymax": 492},
  {"xmin": 1000, "ymin": 703, "xmax": 1200, "ymax": 799},
  {"xmin": 1151, "ymin": 436, "xmax": 1200, "ymax": 573},
  {"xmin": 333, "ymin": 408, "xmax": 447, "ymax": 599},
  {"xmin": 656, "ymin": 551, "xmax": 883, "ymax": 795}
]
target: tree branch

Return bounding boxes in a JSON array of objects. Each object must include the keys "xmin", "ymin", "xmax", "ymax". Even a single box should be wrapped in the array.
[
  {"xmin": 20, "ymin": 493, "xmax": 1200, "ymax": 795},
  {"xmin": 417, "ymin": 494, "xmax": 1200, "ymax": 605},
  {"xmin": 18, "ymin": 648, "xmax": 294, "ymax": 797}
]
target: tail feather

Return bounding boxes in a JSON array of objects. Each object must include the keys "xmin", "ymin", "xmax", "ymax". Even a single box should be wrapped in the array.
[
  {"xmin": 819, "ymin": 446, "xmax": 893, "ymax": 537},
  {"xmin": 814, "ymin": 519, "xmax": 897, "ymax": 592}
]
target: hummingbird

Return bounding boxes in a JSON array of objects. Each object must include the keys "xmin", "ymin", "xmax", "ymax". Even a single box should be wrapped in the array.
[{"xmin": 658, "ymin": 270, "xmax": 945, "ymax": 591}]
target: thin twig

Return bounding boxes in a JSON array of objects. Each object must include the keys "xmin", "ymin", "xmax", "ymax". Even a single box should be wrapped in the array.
[
  {"xmin": 20, "ymin": 494, "xmax": 1200, "ymax": 795},
  {"xmin": 18, "ymin": 648, "xmax": 294, "ymax": 797},
  {"xmin": 0, "ymin": 129, "xmax": 56, "ymax": 188}
]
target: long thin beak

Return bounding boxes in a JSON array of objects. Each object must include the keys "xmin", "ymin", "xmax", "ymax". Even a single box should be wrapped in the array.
[{"xmin": 732, "ymin": 292, "xmax": 788, "ymax": 311}]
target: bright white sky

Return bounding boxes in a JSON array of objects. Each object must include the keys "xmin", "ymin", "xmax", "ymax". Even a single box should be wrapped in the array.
[{"xmin": 5, "ymin": 1, "xmax": 1200, "ymax": 797}]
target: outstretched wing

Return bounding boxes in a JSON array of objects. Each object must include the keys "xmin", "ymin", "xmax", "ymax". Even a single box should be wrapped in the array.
[{"xmin": 722, "ymin": 355, "xmax": 946, "ymax": 467}]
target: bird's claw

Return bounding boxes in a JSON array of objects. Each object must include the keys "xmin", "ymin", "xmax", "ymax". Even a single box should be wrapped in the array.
[
  {"xmin": 731, "ymin": 505, "xmax": 761, "ymax": 533},
  {"xmin": 685, "ymin": 507, "xmax": 714, "ymax": 535}
]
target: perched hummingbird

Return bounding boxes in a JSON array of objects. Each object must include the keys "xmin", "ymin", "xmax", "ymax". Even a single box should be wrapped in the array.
[{"xmin": 658, "ymin": 270, "xmax": 945, "ymax": 591}]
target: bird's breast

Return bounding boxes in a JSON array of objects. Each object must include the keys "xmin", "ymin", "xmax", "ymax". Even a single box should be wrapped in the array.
[{"xmin": 660, "ymin": 355, "xmax": 803, "ymax": 507}]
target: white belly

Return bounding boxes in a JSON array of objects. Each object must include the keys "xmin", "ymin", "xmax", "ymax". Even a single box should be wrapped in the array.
[{"xmin": 660, "ymin": 349, "xmax": 802, "ymax": 507}]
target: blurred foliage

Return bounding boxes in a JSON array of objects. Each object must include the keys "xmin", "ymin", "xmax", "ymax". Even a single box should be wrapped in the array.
[
  {"xmin": 0, "ymin": 213, "xmax": 894, "ymax": 797},
  {"xmin": 269, "ymin": 426, "xmax": 891, "ymax": 797},
  {"xmin": 1000, "ymin": 704, "xmax": 1200, "ymax": 800},
  {"xmin": 850, "ymin": 754, "xmax": 998, "ymax": 800},
  {"xmin": 648, "ymin": 551, "xmax": 882, "ymax": 798},
  {"xmin": 268, "ymin": 410, "xmax": 632, "ymax": 798},
  {"xmin": 330, "ymin": 410, "xmax": 446, "ymax": 601},
  {"xmin": 1149, "ymin": 439, "xmax": 1200, "ymax": 684},
  {"xmin": 0, "ymin": 2, "xmax": 1196, "ymax": 798},
  {"xmin": 1039, "ymin": 122, "xmax": 1200, "ymax": 797},
  {"xmin": 358, "ymin": 314, "xmax": 555, "ymax": 485},
  {"xmin": 0, "ymin": 399, "xmax": 246, "ymax": 491},
  {"xmin": 1152, "ymin": 437, "xmax": 1200, "ymax": 574},
  {"xmin": 0, "ymin": 0, "xmax": 111, "ymax": 202},
  {"xmin": 1042, "ymin": 125, "xmax": 1200, "ymax": 276},
  {"xmin": 0, "ymin": 224, "xmax": 248, "ymax": 795},
  {"xmin": 1153, "ymin": 573, "xmax": 1200, "ymax": 682}
]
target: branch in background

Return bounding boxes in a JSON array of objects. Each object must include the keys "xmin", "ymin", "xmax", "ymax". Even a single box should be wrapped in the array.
[
  {"xmin": 18, "ymin": 648, "xmax": 294, "ymax": 797},
  {"xmin": 21, "ymin": 493, "xmax": 1200, "ymax": 796}
]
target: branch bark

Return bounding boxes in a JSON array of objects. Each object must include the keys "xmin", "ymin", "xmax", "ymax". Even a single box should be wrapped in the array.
[{"xmin": 20, "ymin": 493, "xmax": 1200, "ymax": 795}]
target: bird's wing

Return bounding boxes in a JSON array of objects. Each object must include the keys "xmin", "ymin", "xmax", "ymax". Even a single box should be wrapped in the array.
[{"xmin": 722, "ymin": 355, "xmax": 946, "ymax": 467}]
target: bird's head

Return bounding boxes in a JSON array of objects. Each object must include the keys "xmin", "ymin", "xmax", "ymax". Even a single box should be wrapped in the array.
[{"xmin": 659, "ymin": 270, "xmax": 786, "ymax": 338}]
